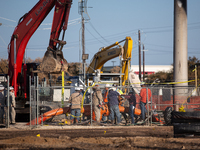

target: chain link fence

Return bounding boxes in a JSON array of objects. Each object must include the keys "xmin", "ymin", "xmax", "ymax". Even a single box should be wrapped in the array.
[{"xmin": 28, "ymin": 80, "xmax": 200, "ymax": 128}]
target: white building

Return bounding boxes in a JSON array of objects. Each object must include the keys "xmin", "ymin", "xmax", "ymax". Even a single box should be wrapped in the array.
[{"xmin": 131, "ymin": 65, "xmax": 173, "ymax": 75}]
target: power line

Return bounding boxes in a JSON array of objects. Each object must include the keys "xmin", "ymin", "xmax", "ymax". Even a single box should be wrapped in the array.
[
  {"xmin": 88, "ymin": 21, "xmax": 110, "ymax": 44},
  {"xmin": 86, "ymin": 27, "xmax": 107, "ymax": 45}
]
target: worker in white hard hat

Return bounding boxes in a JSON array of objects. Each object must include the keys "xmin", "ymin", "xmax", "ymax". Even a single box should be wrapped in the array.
[
  {"xmin": 0, "ymin": 85, "xmax": 5, "ymax": 123},
  {"xmin": 68, "ymin": 86, "xmax": 83, "ymax": 124},
  {"xmin": 92, "ymin": 84, "xmax": 103, "ymax": 123},
  {"xmin": 9, "ymin": 86, "xmax": 16, "ymax": 124},
  {"xmin": 79, "ymin": 85, "xmax": 84, "ymax": 96}
]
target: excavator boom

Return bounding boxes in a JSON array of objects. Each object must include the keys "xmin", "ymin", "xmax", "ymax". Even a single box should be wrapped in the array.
[
  {"xmin": 86, "ymin": 37, "xmax": 133, "ymax": 86},
  {"xmin": 8, "ymin": 0, "xmax": 72, "ymax": 96}
]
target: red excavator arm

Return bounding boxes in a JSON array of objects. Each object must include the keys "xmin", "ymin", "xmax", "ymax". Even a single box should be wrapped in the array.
[{"xmin": 8, "ymin": 0, "xmax": 72, "ymax": 96}]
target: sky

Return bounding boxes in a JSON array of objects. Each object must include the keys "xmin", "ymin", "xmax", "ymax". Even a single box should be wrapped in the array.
[{"xmin": 0, "ymin": 0, "xmax": 200, "ymax": 67}]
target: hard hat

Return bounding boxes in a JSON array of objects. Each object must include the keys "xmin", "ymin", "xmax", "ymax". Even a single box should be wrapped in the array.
[
  {"xmin": 79, "ymin": 85, "xmax": 83, "ymax": 89},
  {"xmin": 75, "ymin": 87, "xmax": 80, "ymax": 91},
  {"xmin": 9, "ymin": 86, "xmax": 14, "ymax": 90},
  {"xmin": 112, "ymin": 83, "xmax": 117, "ymax": 87},
  {"xmin": 109, "ymin": 87, "xmax": 116, "ymax": 91},
  {"xmin": 0, "ymin": 85, "xmax": 4, "ymax": 90},
  {"xmin": 105, "ymin": 84, "xmax": 110, "ymax": 88}
]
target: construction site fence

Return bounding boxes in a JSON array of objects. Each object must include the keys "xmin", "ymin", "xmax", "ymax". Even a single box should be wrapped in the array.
[
  {"xmin": 29, "ymin": 82, "xmax": 200, "ymax": 128},
  {"xmin": 0, "ymin": 76, "xmax": 11, "ymax": 128}
]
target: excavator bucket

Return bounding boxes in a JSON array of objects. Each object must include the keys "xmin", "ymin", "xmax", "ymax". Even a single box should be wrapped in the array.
[{"xmin": 39, "ymin": 49, "xmax": 68, "ymax": 73}]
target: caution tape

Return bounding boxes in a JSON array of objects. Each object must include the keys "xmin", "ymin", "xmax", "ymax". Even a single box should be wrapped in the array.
[
  {"xmin": 92, "ymin": 79, "xmax": 197, "ymax": 86},
  {"xmin": 128, "ymin": 79, "xmax": 196, "ymax": 85}
]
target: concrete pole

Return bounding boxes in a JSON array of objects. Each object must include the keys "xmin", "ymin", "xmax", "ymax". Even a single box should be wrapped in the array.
[{"xmin": 173, "ymin": 0, "xmax": 188, "ymax": 98}]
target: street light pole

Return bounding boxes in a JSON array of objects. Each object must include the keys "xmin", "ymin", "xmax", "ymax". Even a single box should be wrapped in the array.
[{"xmin": 111, "ymin": 61, "xmax": 116, "ymax": 66}]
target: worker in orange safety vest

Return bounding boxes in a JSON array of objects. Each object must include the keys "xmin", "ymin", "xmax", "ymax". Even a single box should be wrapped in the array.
[{"xmin": 139, "ymin": 82, "xmax": 152, "ymax": 121}]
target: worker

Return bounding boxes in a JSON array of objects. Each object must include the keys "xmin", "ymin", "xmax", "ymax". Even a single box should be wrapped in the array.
[
  {"xmin": 92, "ymin": 84, "xmax": 103, "ymax": 123},
  {"xmin": 127, "ymin": 92, "xmax": 136, "ymax": 125},
  {"xmin": 103, "ymin": 84, "xmax": 110, "ymax": 103},
  {"xmin": 112, "ymin": 83, "xmax": 124, "ymax": 106},
  {"xmin": 139, "ymin": 82, "xmax": 152, "ymax": 121},
  {"xmin": 9, "ymin": 86, "xmax": 16, "ymax": 124},
  {"xmin": 79, "ymin": 85, "xmax": 84, "ymax": 95},
  {"xmin": 113, "ymin": 83, "xmax": 124, "ymax": 95},
  {"xmin": 107, "ymin": 87, "xmax": 121, "ymax": 125},
  {"xmin": 69, "ymin": 86, "xmax": 83, "ymax": 124},
  {"xmin": 0, "ymin": 85, "xmax": 5, "ymax": 123}
]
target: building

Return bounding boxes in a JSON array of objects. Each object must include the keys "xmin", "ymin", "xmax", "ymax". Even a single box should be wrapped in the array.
[
  {"xmin": 131, "ymin": 65, "xmax": 173, "ymax": 75},
  {"xmin": 102, "ymin": 65, "xmax": 173, "ymax": 75}
]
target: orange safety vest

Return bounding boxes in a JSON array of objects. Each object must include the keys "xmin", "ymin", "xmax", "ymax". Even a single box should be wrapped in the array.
[
  {"xmin": 103, "ymin": 90, "xmax": 109, "ymax": 103},
  {"xmin": 140, "ymin": 88, "xmax": 151, "ymax": 104}
]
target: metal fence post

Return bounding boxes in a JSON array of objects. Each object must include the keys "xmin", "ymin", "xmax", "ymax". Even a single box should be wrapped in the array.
[
  {"xmin": 7, "ymin": 76, "xmax": 10, "ymax": 128},
  {"xmin": 29, "ymin": 76, "xmax": 31, "ymax": 127},
  {"xmin": 147, "ymin": 87, "xmax": 149, "ymax": 126},
  {"xmin": 91, "ymin": 88, "xmax": 93, "ymax": 126},
  {"xmin": 36, "ymin": 76, "xmax": 39, "ymax": 127},
  {"xmin": 150, "ymin": 87, "xmax": 152, "ymax": 126}
]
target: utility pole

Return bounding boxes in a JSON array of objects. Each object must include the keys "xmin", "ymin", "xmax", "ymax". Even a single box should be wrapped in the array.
[
  {"xmin": 173, "ymin": 0, "xmax": 188, "ymax": 96},
  {"xmin": 143, "ymin": 44, "xmax": 145, "ymax": 81},
  {"xmin": 79, "ymin": 0, "xmax": 90, "ymax": 81},
  {"xmin": 81, "ymin": 9, "xmax": 85, "ymax": 65},
  {"xmin": 173, "ymin": 0, "xmax": 188, "ymax": 110},
  {"xmin": 138, "ymin": 30, "xmax": 141, "ymax": 81}
]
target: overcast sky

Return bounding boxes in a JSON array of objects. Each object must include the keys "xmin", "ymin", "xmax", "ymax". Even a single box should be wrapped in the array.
[{"xmin": 0, "ymin": 0, "xmax": 200, "ymax": 66}]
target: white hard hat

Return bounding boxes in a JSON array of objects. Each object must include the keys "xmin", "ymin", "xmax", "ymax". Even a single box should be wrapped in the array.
[
  {"xmin": 79, "ymin": 85, "xmax": 83, "ymax": 89},
  {"xmin": 0, "ymin": 86, "xmax": 4, "ymax": 90},
  {"xmin": 109, "ymin": 87, "xmax": 116, "ymax": 91},
  {"xmin": 9, "ymin": 86, "xmax": 14, "ymax": 90},
  {"xmin": 75, "ymin": 87, "xmax": 80, "ymax": 91},
  {"xmin": 105, "ymin": 84, "xmax": 110, "ymax": 88}
]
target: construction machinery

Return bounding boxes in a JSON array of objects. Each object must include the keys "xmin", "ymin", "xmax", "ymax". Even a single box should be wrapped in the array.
[
  {"xmin": 8, "ymin": 0, "xmax": 72, "ymax": 97},
  {"xmin": 7, "ymin": 0, "xmax": 72, "ymax": 117},
  {"xmin": 87, "ymin": 37, "xmax": 133, "ymax": 86},
  {"xmin": 8, "ymin": 0, "xmax": 72, "ymax": 95}
]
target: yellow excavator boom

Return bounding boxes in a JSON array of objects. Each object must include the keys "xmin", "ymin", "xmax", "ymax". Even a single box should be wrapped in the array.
[{"xmin": 86, "ymin": 36, "xmax": 133, "ymax": 86}]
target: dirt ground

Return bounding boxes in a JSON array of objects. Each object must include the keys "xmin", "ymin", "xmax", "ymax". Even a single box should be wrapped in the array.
[{"xmin": 0, "ymin": 124, "xmax": 200, "ymax": 150}]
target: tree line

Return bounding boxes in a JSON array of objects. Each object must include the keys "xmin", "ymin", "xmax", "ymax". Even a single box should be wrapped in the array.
[{"xmin": 0, "ymin": 56, "xmax": 199, "ymax": 85}]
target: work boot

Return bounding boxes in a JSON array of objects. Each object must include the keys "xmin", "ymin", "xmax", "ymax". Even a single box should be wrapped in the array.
[
  {"xmin": 71, "ymin": 119, "xmax": 74, "ymax": 125},
  {"xmin": 111, "ymin": 120, "xmax": 114, "ymax": 125}
]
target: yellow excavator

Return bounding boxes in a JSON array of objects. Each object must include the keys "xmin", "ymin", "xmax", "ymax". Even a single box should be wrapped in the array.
[{"xmin": 86, "ymin": 36, "xmax": 133, "ymax": 86}]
